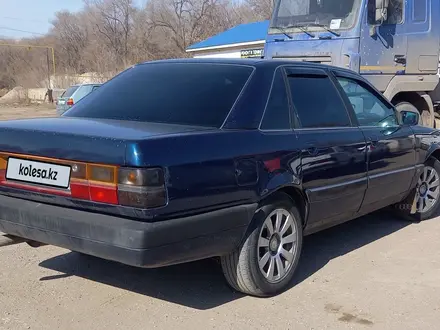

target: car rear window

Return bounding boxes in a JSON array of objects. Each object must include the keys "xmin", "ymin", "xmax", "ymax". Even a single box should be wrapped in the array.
[
  {"xmin": 74, "ymin": 85, "xmax": 94, "ymax": 101},
  {"xmin": 62, "ymin": 86, "xmax": 79, "ymax": 98},
  {"xmin": 65, "ymin": 63, "xmax": 254, "ymax": 128}
]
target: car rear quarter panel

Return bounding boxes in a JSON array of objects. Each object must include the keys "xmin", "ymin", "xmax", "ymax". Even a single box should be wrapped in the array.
[{"xmin": 126, "ymin": 130, "xmax": 302, "ymax": 221}]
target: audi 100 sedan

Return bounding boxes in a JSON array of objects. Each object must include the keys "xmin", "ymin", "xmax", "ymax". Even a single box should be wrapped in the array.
[{"xmin": 0, "ymin": 59, "xmax": 439, "ymax": 297}]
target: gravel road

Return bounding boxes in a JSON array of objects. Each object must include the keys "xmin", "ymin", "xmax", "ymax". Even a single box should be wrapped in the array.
[{"xmin": 1, "ymin": 105, "xmax": 440, "ymax": 330}]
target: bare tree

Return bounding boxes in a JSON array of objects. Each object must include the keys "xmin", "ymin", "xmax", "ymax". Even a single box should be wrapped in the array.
[
  {"xmin": 245, "ymin": 0, "xmax": 274, "ymax": 20},
  {"xmin": 148, "ymin": 0, "xmax": 225, "ymax": 55},
  {"xmin": 51, "ymin": 11, "xmax": 89, "ymax": 72},
  {"xmin": 130, "ymin": 7, "xmax": 165, "ymax": 62},
  {"xmin": 0, "ymin": 0, "xmax": 268, "ymax": 90},
  {"xmin": 85, "ymin": 0, "xmax": 134, "ymax": 67}
]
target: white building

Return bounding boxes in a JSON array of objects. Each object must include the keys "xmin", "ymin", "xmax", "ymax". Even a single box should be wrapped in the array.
[{"xmin": 186, "ymin": 21, "xmax": 269, "ymax": 59}]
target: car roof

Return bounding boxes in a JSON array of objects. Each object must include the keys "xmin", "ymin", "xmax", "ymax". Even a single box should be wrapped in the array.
[
  {"xmin": 136, "ymin": 58, "xmax": 355, "ymax": 75},
  {"xmin": 70, "ymin": 83, "xmax": 102, "ymax": 87}
]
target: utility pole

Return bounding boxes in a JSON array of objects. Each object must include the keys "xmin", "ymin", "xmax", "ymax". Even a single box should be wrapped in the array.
[
  {"xmin": 46, "ymin": 48, "xmax": 51, "ymax": 88},
  {"xmin": 0, "ymin": 43, "xmax": 56, "ymax": 85}
]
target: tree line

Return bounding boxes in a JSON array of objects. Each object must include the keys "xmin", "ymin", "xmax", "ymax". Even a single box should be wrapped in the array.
[{"xmin": 0, "ymin": 0, "xmax": 272, "ymax": 89}]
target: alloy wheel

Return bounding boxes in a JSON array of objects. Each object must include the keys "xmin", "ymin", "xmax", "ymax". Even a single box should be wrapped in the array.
[
  {"xmin": 257, "ymin": 209, "xmax": 299, "ymax": 283},
  {"xmin": 417, "ymin": 166, "xmax": 440, "ymax": 213}
]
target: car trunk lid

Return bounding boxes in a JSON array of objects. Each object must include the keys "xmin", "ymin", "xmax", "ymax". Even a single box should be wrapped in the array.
[
  {"xmin": 0, "ymin": 117, "xmax": 210, "ymax": 165},
  {"xmin": 0, "ymin": 117, "xmax": 213, "ymax": 212}
]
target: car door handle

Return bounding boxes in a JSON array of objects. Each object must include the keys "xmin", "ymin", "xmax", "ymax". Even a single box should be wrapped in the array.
[{"xmin": 369, "ymin": 136, "xmax": 379, "ymax": 147}]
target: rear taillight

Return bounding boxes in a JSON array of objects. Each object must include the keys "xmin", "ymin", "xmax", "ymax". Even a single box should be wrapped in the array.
[
  {"xmin": 0, "ymin": 155, "xmax": 7, "ymax": 182},
  {"xmin": 118, "ymin": 168, "xmax": 166, "ymax": 208},
  {"xmin": 71, "ymin": 165, "xmax": 166, "ymax": 208},
  {"xmin": 67, "ymin": 98, "xmax": 74, "ymax": 106},
  {"xmin": 69, "ymin": 163, "xmax": 118, "ymax": 204},
  {"xmin": 0, "ymin": 153, "xmax": 167, "ymax": 209}
]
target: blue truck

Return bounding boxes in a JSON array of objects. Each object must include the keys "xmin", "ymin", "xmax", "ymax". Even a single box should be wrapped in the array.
[{"xmin": 264, "ymin": 0, "xmax": 440, "ymax": 128}]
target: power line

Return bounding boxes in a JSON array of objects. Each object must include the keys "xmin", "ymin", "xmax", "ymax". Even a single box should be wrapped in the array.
[
  {"xmin": 0, "ymin": 16, "xmax": 47, "ymax": 24},
  {"xmin": 0, "ymin": 26, "xmax": 46, "ymax": 36}
]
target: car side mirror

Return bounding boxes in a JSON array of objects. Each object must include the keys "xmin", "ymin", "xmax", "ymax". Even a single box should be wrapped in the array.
[{"xmin": 400, "ymin": 110, "xmax": 420, "ymax": 126}]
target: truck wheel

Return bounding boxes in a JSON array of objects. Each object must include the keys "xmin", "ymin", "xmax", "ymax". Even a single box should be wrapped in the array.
[
  {"xmin": 394, "ymin": 158, "xmax": 440, "ymax": 221},
  {"xmin": 220, "ymin": 195, "xmax": 303, "ymax": 297}
]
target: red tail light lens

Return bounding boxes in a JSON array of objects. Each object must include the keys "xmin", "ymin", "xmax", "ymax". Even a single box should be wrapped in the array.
[
  {"xmin": 67, "ymin": 98, "xmax": 74, "ymax": 106},
  {"xmin": 69, "ymin": 163, "xmax": 118, "ymax": 205},
  {"xmin": 89, "ymin": 184, "xmax": 118, "ymax": 204},
  {"xmin": 117, "ymin": 168, "xmax": 166, "ymax": 208}
]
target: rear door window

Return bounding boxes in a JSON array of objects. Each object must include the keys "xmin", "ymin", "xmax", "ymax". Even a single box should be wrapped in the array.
[
  {"xmin": 285, "ymin": 68, "xmax": 351, "ymax": 128},
  {"xmin": 65, "ymin": 63, "xmax": 254, "ymax": 128}
]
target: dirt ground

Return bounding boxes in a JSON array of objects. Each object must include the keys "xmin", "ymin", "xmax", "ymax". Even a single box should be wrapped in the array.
[
  {"xmin": 0, "ymin": 104, "xmax": 56, "ymax": 121},
  {"xmin": 1, "ymin": 105, "xmax": 440, "ymax": 330}
]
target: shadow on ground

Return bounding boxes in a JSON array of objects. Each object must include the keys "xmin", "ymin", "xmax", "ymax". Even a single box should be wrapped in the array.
[
  {"xmin": 39, "ymin": 210, "xmax": 412, "ymax": 310},
  {"xmin": 290, "ymin": 210, "xmax": 410, "ymax": 287}
]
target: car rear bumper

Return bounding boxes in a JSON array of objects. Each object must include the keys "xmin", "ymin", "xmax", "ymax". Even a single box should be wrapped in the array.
[{"xmin": 0, "ymin": 195, "xmax": 257, "ymax": 268}]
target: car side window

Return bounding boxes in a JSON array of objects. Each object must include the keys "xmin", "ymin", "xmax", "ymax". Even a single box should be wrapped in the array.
[
  {"xmin": 260, "ymin": 69, "xmax": 291, "ymax": 130},
  {"xmin": 286, "ymin": 71, "xmax": 351, "ymax": 128},
  {"xmin": 336, "ymin": 77, "xmax": 398, "ymax": 127}
]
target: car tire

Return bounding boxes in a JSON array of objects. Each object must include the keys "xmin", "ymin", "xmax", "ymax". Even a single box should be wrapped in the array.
[
  {"xmin": 220, "ymin": 194, "xmax": 303, "ymax": 297},
  {"xmin": 394, "ymin": 157, "xmax": 440, "ymax": 221}
]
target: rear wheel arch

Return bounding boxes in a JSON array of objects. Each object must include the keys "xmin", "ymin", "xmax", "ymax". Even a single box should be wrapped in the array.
[
  {"xmin": 276, "ymin": 186, "xmax": 308, "ymax": 226},
  {"xmin": 253, "ymin": 187, "xmax": 308, "ymax": 229},
  {"xmin": 240, "ymin": 187, "xmax": 307, "ymax": 247},
  {"xmin": 222, "ymin": 191, "xmax": 304, "ymax": 296}
]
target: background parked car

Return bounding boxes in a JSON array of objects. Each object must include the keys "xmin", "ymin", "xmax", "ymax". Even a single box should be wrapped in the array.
[{"xmin": 56, "ymin": 83, "xmax": 101, "ymax": 115}]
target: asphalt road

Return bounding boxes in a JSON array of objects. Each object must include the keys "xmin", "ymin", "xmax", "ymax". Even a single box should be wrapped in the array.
[{"xmin": 1, "ymin": 105, "xmax": 440, "ymax": 329}]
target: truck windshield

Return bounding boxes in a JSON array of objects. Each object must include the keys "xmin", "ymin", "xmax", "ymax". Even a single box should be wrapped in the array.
[{"xmin": 270, "ymin": 0, "xmax": 362, "ymax": 32}]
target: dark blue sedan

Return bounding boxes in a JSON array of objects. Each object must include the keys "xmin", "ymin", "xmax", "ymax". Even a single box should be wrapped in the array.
[{"xmin": 0, "ymin": 59, "xmax": 440, "ymax": 297}]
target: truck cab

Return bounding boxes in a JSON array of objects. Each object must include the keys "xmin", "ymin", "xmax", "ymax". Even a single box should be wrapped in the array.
[{"xmin": 264, "ymin": 0, "xmax": 440, "ymax": 127}]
